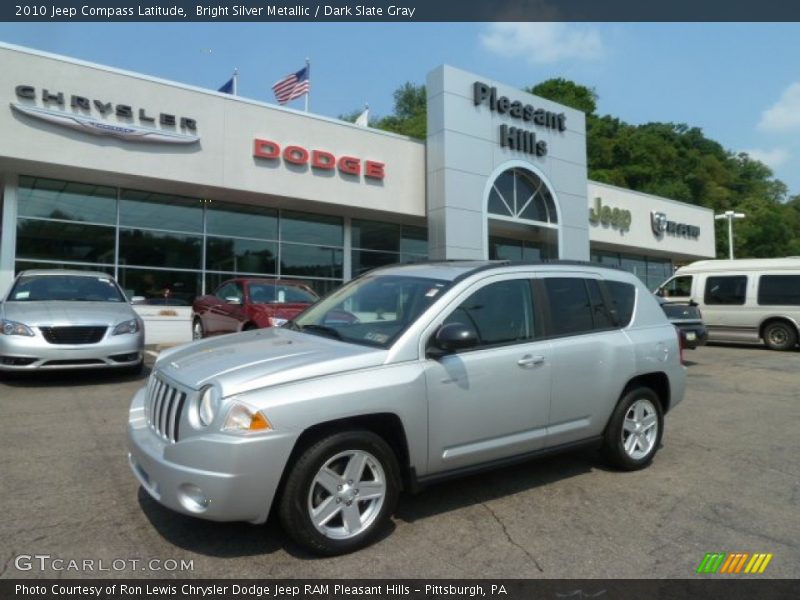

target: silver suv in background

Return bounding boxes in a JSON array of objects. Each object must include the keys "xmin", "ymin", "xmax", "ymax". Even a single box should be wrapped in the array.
[{"xmin": 128, "ymin": 261, "xmax": 686, "ymax": 555}]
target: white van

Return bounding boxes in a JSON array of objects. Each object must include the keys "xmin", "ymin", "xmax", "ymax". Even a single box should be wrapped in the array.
[{"xmin": 655, "ymin": 258, "xmax": 800, "ymax": 351}]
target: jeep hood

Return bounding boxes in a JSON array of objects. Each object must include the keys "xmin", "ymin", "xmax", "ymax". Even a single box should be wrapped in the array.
[{"xmin": 155, "ymin": 327, "xmax": 388, "ymax": 396}]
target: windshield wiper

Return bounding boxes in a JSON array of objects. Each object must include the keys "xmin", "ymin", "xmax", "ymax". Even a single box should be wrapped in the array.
[{"xmin": 299, "ymin": 324, "xmax": 342, "ymax": 340}]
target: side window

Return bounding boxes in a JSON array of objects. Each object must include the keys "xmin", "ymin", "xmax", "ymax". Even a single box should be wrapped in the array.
[
  {"xmin": 661, "ymin": 275, "xmax": 692, "ymax": 298},
  {"xmin": 442, "ymin": 279, "xmax": 535, "ymax": 348},
  {"xmin": 586, "ymin": 279, "xmax": 615, "ymax": 329},
  {"xmin": 705, "ymin": 275, "xmax": 747, "ymax": 305},
  {"xmin": 604, "ymin": 280, "xmax": 636, "ymax": 327},
  {"xmin": 544, "ymin": 278, "xmax": 594, "ymax": 336},
  {"xmin": 216, "ymin": 282, "xmax": 243, "ymax": 302},
  {"xmin": 758, "ymin": 275, "xmax": 800, "ymax": 306}
]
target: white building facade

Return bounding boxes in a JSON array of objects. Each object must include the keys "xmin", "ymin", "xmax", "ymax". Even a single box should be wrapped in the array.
[{"xmin": 0, "ymin": 44, "xmax": 715, "ymax": 343}]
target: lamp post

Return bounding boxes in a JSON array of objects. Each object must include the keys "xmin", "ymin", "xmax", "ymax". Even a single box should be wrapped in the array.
[{"xmin": 714, "ymin": 210, "xmax": 746, "ymax": 259}]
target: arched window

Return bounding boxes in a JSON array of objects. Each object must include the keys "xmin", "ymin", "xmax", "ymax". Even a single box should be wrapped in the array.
[{"xmin": 487, "ymin": 168, "xmax": 558, "ymax": 224}]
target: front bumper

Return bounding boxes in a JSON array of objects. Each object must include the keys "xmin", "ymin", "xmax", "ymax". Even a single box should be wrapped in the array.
[
  {"xmin": 0, "ymin": 330, "xmax": 143, "ymax": 371},
  {"xmin": 127, "ymin": 387, "xmax": 297, "ymax": 524}
]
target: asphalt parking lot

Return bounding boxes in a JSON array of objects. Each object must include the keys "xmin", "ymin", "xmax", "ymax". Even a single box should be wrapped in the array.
[{"xmin": 1, "ymin": 344, "xmax": 798, "ymax": 579}]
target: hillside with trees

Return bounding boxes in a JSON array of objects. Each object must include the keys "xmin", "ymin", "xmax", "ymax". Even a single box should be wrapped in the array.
[{"xmin": 345, "ymin": 80, "xmax": 800, "ymax": 259}]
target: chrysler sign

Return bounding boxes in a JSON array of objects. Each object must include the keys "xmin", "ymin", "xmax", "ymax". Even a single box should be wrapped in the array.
[{"xmin": 11, "ymin": 85, "xmax": 199, "ymax": 145}]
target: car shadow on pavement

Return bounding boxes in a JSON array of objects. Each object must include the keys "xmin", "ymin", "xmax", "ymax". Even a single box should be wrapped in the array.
[
  {"xmin": 0, "ymin": 365, "xmax": 151, "ymax": 388},
  {"xmin": 395, "ymin": 449, "xmax": 598, "ymax": 524},
  {"xmin": 137, "ymin": 487, "xmax": 287, "ymax": 557},
  {"xmin": 136, "ymin": 452, "xmax": 596, "ymax": 560}
]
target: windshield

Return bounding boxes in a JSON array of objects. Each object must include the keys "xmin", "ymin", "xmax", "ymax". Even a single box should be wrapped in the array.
[
  {"xmin": 289, "ymin": 274, "xmax": 451, "ymax": 348},
  {"xmin": 8, "ymin": 274, "xmax": 126, "ymax": 302},
  {"xmin": 249, "ymin": 283, "xmax": 318, "ymax": 304}
]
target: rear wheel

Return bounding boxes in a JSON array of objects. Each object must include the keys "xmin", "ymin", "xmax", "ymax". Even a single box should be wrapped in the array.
[
  {"xmin": 762, "ymin": 321, "xmax": 797, "ymax": 351},
  {"xmin": 603, "ymin": 387, "xmax": 663, "ymax": 471},
  {"xmin": 192, "ymin": 318, "xmax": 204, "ymax": 340},
  {"xmin": 278, "ymin": 430, "xmax": 400, "ymax": 556}
]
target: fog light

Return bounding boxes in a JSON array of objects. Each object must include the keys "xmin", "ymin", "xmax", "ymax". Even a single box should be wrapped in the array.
[{"xmin": 177, "ymin": 483, "xmax": 210, "ymax": 513}]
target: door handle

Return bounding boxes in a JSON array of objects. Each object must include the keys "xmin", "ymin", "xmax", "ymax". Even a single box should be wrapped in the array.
[{"xmin": 517, "ymin": 354, "xmax": 545, "ymax": 368}]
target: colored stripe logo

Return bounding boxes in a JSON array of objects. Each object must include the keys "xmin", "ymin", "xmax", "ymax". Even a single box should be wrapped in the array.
[{"xmin": 697, "ymin": 552, "xmax": 773, "ymax": 574}]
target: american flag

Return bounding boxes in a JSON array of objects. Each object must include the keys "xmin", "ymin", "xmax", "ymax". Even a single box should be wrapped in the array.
[{"xmin": 272, "ymin": 66, "xmax": 310, "ymax": 105}]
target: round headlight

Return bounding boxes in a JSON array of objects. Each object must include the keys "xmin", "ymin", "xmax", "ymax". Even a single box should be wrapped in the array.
[{"xmin": 197, "ymin": 385, "xmax": 220, "ymax": 427}]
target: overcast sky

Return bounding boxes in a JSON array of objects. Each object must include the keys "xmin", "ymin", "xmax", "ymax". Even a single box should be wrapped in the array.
[{"xmin": 1, "ymin": 22, "xmax": 799, "ymax": 196}]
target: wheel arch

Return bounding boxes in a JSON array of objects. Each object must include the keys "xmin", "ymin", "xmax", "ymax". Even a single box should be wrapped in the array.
[
  {"xmin": 618, "ymin": 372, "xmax": 671, "ymax": 415},
  {"xmin": 759, "ymin": 316, "xmax": 800, "ymax": 339},
  {"xmin": 277, "ymin": 413, "xmax": 411, "ymax": 497}
]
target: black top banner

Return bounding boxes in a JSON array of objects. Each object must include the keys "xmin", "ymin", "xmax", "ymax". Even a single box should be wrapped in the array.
[{"xmin": 4, "ymin": 0, "xmax": 800, "ymax": 22}]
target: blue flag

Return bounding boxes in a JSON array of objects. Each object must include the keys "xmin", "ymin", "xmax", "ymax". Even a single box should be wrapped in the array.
[{"xmin": 218, "ymin": 76, "xmax": 235, "ymax": 94}]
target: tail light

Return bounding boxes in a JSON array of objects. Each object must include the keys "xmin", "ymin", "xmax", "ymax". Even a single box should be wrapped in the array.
[{"xmin": 676, "ymin": 326, "xmax": 686, "ymax": 365}]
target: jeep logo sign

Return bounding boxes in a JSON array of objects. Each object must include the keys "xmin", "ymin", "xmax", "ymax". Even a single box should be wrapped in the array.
[{"xmin": 589, "ymin": 197, "xmax": 631, "ymax": 233}]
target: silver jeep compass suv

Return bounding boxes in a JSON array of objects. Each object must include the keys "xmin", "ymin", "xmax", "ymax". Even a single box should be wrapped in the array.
[{"xmin": 128, "ymin": 261, "xmax": 686, "ymax": 555}]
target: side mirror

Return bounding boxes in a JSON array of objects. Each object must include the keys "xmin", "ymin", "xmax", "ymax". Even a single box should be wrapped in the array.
[
  {"xmin": 429, "ymin": 322, "xmax": 478, "ymax": 356},
  {"xmin": 130, "ymin": 296, "xmax": 146, "ymax": 305},
  {"xmin": 225, "ymin": 296, "xmax": 242, "ymax": 305}
]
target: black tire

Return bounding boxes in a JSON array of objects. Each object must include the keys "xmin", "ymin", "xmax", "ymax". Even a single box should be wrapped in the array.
[
  {"xmin": 242, "ymin": 323, "xmax": 256, "ymax": 331},
  {"xmin": 192, "ymin": 318, "xmax": 204, "ymax": 340},
  {"xmin": 278, "ymin": 430, "xmax": 400, "ymax": 556},
  {"xmin": 603, "ymin": 387, "xmax": 664, "ymax": 471},
  {"xmin": 762, "ymin": 321, "xmax": 798, "ymax": 351}
]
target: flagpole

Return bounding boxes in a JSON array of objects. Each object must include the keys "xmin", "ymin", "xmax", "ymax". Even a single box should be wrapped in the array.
[
  {"xmin": 233, "ymin": 68, "xmax": 239, "ymax": 96},
  {"xmin": 304, "ymin": 57, "xmax": 310, "ymax": 113}
]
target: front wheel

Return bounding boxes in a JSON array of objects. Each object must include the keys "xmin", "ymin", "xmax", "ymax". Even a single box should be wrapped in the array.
[
  {"xmin": 763, "ymin": 321, "xmax": 797, "ymax": 351},
  {"xmin": 278, "ymin": 431, "xmax": 400, "ymax": 556},
  {"xmin": 603, "ymin": 387, "xmax": 664, "ymax": 471}
]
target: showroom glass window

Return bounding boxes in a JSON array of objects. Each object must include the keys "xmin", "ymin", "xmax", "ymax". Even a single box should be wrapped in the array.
[
  {"xmin": 351, "ymin": 219, "xmax": 428, "ymax": 276},
  {"xmin": 16, "ymin": 177, "xmax": 117, "ymax": 267},
  {"xmin": 13, "ymin": 176, "xmax": 346, "ymax": 301}
]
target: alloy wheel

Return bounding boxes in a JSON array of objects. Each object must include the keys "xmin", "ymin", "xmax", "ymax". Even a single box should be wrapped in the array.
[
  {"xmin": 307, "ymin": 449, "xmax": 387, "ymax": 540},
  {"xmin": 621, "ymin": 398, "xmax": 659, "ymax": 460}
]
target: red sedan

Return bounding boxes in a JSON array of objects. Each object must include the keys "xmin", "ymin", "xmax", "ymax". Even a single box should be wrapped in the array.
[{"xmin": 191, "ymin": 278, "xmax": 319, "ymax": 339}]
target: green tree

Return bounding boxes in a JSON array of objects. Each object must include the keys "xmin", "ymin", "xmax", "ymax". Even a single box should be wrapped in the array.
[
  {"xmin": 374, "ymin": 82, "xmax": 427, "ymax": 139},
  {"xmin": 528, "ymin": 78, "xmax": 598, "ymax": 115}
]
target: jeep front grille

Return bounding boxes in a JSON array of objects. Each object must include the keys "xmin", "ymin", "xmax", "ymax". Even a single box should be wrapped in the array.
[{"xmin": 146, "ymin": 375, "xmax": 188, "ymax": 443}]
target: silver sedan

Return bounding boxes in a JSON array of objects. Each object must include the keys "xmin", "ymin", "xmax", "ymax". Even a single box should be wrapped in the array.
[{"xmin": 0, "ymin": 270, "xmax": 144, "ymax": 373}]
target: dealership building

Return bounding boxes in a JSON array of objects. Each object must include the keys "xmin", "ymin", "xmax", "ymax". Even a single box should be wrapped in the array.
[{"xmin": 0, "ymin": 43, "xmax": 715, "ymax": 343}]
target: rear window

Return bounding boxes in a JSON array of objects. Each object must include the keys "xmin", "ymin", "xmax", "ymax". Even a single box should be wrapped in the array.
[
  {"xmin": 758, "ymin": 275, "xmax": 800, "ymax": 306},
  {"xmin": 661, "ymin": 303, "xmax": 701, "ymax": 319},
  {"xmin": 604, "ymin": 281, "xmax": 636, "ymax": 327}
]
